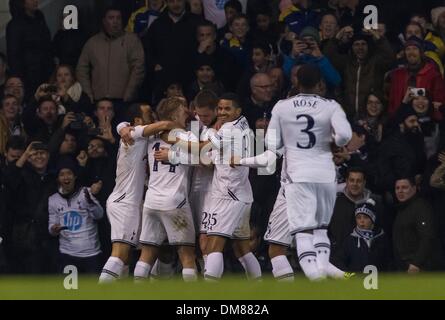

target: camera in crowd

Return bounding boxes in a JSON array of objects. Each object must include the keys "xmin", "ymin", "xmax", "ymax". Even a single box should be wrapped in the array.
[
  {"xmin": 69, "ymin": 113, "xmax": 102, "ymax": 136},
  {"xmin": 410, "ymin": 88, "xmax": 426, "ymax": 97}
]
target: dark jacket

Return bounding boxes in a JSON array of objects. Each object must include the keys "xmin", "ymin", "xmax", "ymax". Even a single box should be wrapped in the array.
[
  {"xmin": 194, "ymin": 46, "xmax": 240, "ymax": 92},
  {"xmin": 329, "ymin": 189, "xmax": 384, "ymax": 255},
  {"xmin": 22, "ymin": 103, "xmax": 62, "ymax": 143},
  {"xmin": 323, "ymin": 37, "xmax": 394, "ymax": 118},
  {"xmin": 6, "ymin": 10, "xmax": 54, "ymax": 96},
  {"xmin": 376, "ymin": 131, "xmax": 426, "ymax": 193},
  {"xmin": 393, "ymin": 196, "xmax": 444, "ymax": 271},
  {"xmin": 143, "ymin": 11, "xmax": 203, "ymax": 92},
  {"xmin": 3, "ymin": 163, "xmax": 57, "ymax": 273},
  {"xmin": 242, "ymin": 96, "xmax": 275, "ymax": 131},
  {"xmin": 52, "ymin": 29, "xmax": 88, "ymax": 69},
  {"xmin": 333, "ymin": 227, "xmax": 391, "ymax": 272}
]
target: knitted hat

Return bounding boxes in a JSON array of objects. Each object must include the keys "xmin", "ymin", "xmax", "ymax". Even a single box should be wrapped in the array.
[
  {"xmin": 355, "ymin": 198, "xmax": 376, "ymax": 224},
  {"xmin": 431, "ymin": 7, "xmax": 445, "ymax": 27},
  {"xmin": 299, "ymin": 26, "xmax": 320, "ymax": 44},
  {"xmin": 194, "ymin": 55, "xmax": 216, "ymax": 71},
  {"xmin": 404, "ymin": 36, "xmax": 425, "ymax": 52},
  {"xmin": 351, "ymin": 32, "xmax": 372, "ymax": 47},
  {"xmin": 397, "ymin": 105, "xmax": 418, "ymax": 124},
  {"xmin": 56, "ymin": 156, "xmax": 78, "ymax": 176}
]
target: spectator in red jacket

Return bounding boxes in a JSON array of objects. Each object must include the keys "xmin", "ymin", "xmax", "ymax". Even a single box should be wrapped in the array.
[{"xmin": 389, "ymin": 36, "xmax": 445, "ymax": 121}]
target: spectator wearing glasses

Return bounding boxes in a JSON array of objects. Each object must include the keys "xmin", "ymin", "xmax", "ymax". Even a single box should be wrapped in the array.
[{"xmin": 242, "ymin": 72, "xmax": 275, "ymax": 130}]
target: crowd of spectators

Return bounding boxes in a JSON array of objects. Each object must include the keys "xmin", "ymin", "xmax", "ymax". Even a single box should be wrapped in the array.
[{"xmin": 1, "ymin": 0, "xmax": 445, "ymax": 275}]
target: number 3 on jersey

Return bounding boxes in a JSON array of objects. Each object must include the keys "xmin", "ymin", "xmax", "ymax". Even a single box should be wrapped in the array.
[{"xmin": 297, "ymin": 114, "xmax": 316, "ymax": 149}]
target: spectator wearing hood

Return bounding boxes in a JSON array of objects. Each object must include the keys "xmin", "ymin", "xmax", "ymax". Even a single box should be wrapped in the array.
[
  {"xmin": 49, "ymin": 157, "xmax": 104, "ymax": 274},
  {"xmin": 388, "ymin": 36, "xmax": 445, "ymax": 121},
  {"xmin": 332, "ymin": 198, "xmax": 390, "ymax": 272},
  {"xmin": 6, "ymin": 0, "xmax": 54, "ymax": 98},
  {"xmin": 324, "ymin": 27, "xmax": 394, "ymax": 119},
  {"xmin": 282, "ymin": 26, "xmax": 341, "ymax": 93}
]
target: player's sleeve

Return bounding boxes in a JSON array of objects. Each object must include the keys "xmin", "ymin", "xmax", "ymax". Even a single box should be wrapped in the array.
[
  {"xmin": 331, "ymin": 105, "xmax": 352, "ymax": 147},
  {"xmin": 208, "ymin": 127, "xmax": 232, "ymax": 150},
  {"xmin": 265, "ymin": 105, "xmax": 284, "ymax": 151},
  {"xmin": 116, "ymin": 122, "xmax": 130, "ymax": 135},
  {"xmin": 169, "ymin": 132, "xmax": 200, "ymax": 166},
  {"xmin": 240, "ymin": 150, "xmax": 280, "ymax": 168}
]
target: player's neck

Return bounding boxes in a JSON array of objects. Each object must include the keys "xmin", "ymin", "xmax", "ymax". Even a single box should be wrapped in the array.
[{"xmin": 299, "ymin": 89, "xmax": 319, "ymax": 96}]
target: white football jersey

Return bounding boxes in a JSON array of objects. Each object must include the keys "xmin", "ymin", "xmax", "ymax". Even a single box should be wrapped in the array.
[
  {"xmin": 208, "ymin": 116, "xmax": 254, "ymax": 203},
  {"xmin": 108, "ymin": 134, "xmax": 148, "ymax": 206},
  {"xmin": 144, "ymin": 131, "xmax": 198, "ymax": 211},
  {"xmin": 267, "ymin": 94, "xmax": 352, "ymax": 183},
  {"xmin": 190, "ymin": 126, "xmax": 214, "ymax": 194}
]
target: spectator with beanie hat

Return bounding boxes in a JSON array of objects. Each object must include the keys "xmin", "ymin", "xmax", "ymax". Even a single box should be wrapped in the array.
[
  {"xmin": 389, "ymin": 36, "xmax": 445, "ymax": 120},
  {"xmin": 333, "ymin": 198, "xmax": 390, "ymax": 272},
  {"xmin": 48, "ymin": 156, "xmax": 104, "ymax": 274}
]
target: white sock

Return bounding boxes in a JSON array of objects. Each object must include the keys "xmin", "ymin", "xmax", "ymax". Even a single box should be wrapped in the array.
[
  {"xmin": 271, "ymin": 255, "xmax": 294, "ymax": 282},
  {"xmin": 99, "ymin": 257, "xmax": 124, "ymax": 284},
  {"xmin": 238, "ymin": 252, "xmax": 262, "ymax": 280},
  {"xmin": 203, "ymin": 254, "xmax": 208, "ymax": 267},
  {"xmin": 313, "ymin": 229, "xmax": 331, "ymax": 277},
  {"xmin": 119, "ymin": 265, "xmax": 129, "ymax": 279},
  {"xmin": 326, "ymin": 263, "xmax": 346, "ymax": 279},
  {"xmin": 134, "ymin": 261, "xmax": 152, "ymax": 282},
  {"xmin": 312, "ymin": 230, "xmax": 345, "ymax": 278},
  {"xmin": 204, "ymin": 252, "xmax": 224, "ymax": 281},
  {"xmin": 182, "ymin": 268, "xmax": 198, "ymax": 282},
  {"xmin": 295, "ymin": 233, "xmax": 323, "ymax": 281}
]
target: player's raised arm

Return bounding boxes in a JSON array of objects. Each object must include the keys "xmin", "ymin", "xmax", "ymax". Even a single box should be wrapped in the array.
[
  {"xmin": 331, "ymin": 105, "xmax": 353, "ymax": 147},
  {"xmin": 265, "ymin": 106, "xmax": 284, "ymax": 152},
  {"xmin": 236, "ymin": 150, "xmax": 281, "ymax": 168}
]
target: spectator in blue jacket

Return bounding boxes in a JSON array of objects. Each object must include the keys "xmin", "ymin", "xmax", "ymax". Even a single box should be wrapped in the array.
[{"xmin": 282, "ymin": 27, "xmax": 341, "ymax": 91}]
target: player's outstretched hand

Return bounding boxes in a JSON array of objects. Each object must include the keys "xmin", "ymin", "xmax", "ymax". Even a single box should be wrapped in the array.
[
  {"xmin": 120, "ymin": 126, "xmax": 135, "ymax": 146},
  {"xmin": 154, "ymin": 147, "xmax": 170, "ymax": 162}
]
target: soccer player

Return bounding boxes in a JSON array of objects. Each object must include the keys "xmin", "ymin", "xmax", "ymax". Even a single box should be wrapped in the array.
[
  {"xmin": 189, "ymin": 90, "xmax": 219, "ymax": 268},
  {"xmin": 236, "ymin": 150, "xmax": 351, "ymax": 281},
  {"xmin": 133, "ymin": 97, "xmax": 199, "ymax": 282},
  {"xmin": 266, "ymin": 64, "xmax": 353, "ymax": 281},
  {"xmin": 175, "ymin": 93, "xmax": 262, "ymax": 281},
  {"xmin": 98, "ymin": 104, "xmax": 175, "ymax": 283}
]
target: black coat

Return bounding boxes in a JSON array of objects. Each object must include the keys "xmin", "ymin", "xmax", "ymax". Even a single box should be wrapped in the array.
[
  {"xmin": 143, "ymin": 11, "xmax": 203, "ymax": 95},
  {"xmin": 52, "ymin": 29, "xmax": 88, "ymax": 69},
  {"xmin": 3, "ymin": 163, "xmax": 58, "ymax": 273},
  {"xmin": 393, "ymin": 196, "xmax": 444, "ymax": 271},
  {"xmin": 22, "ymin": 102, "xmax": 62, "ymax": 142},
  {"xmin": 333, "ymin": 228, "xmax": 391, "ymax": 272},
  {"xmin": 6, "ymin": 10, "xmax": 54, "ymax": 95},
  {"xmin": 376, "ymin": 131, "xmax": 426, "ymax": 193}
]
